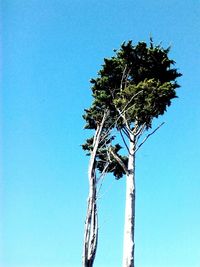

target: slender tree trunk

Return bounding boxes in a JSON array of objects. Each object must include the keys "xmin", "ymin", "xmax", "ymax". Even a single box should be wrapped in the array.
[
  {"xmin": 122, "ymin": 132, "xmax": 136, "ymax": 267},
  {"xmin": 82, "ymin": 168, "xmax": 98, "ymax": 267},
  {"xmin": 82, "ymin": 113, "xmax": 107, "ymax": 267}
]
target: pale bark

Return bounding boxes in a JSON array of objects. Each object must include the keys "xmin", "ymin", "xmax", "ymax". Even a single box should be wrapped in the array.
[
  {"xmin": 122, "ymin": 132, "xmax": 136, "ymax": 267},
  {"xmin": 82, "ymin": 170, "xmax": 98, "ymax": 267},
  {"xmin": 82, "ymin": 113, "xmax": 107, "ymax": 267}
]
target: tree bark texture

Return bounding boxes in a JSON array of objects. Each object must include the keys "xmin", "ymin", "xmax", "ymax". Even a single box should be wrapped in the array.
[
  {"xmin": 83, "ymin": 114, "xmax": 107, "ymax": 267},
  {"xmin": 122, "ymin": 132, "xmax": 136, "ymax": 267},
  {"xmin": 82, "ymin": 169, "xmax": 98, "ymax": 267}
]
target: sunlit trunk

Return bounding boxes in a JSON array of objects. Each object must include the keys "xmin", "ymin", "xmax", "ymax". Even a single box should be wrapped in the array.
[{"xmin": 122, "ymin": 132, "xmax": 136, "ymax": 267}]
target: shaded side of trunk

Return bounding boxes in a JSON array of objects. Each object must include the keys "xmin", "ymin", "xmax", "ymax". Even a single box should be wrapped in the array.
[{"xmin": 122, "ymin": 132, "xmax": 136, "ymax": 267}]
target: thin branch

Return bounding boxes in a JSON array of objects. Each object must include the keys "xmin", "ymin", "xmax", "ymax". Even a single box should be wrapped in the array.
[
  {"xmin": 96, "ymin": 163, "xmax": 109, "ymax": 198},
  {"xmin": 96, "ymin": 148, "xmax": 112, "ymax": 197},
  {"xmin": 135, "ymin": 122, "xmax": 165, "ymax": 153},
  {"xmin": 96, "ymin": 161, "xmax": 110, "ymax": 185},
  {"xmin": 116, "ymin": 107, "xmax": 131, "ymax": 132},
  {"xmin": 97, "ymin": 179, "xmax": 115, "ymax": 200},
  {"xmin": 135, "ymin": 123, "xmax": 146, "ymax": 137},
  {"xmin": 120, "ymin": 66, "xmax": 131, "ymax": 91},
  {"xmin": 98, "ymin": 134, "xmax": 112, "ymax": 151},
  {"xmin": 120, "ymin": 90, "xmax": 143, "ymax": 117},
  {"xmin": 115, "ymin": 90, "xmax": 144, "ymax": 135},
  {"xmin": 100, "ymin": 90, "xmax": 143, "ymax": 144},
  {"xmin": 119, "ymin": 129, "xmax": 131, "ymax": 155},
  {"xmin": 135, "ymin": 123, "xmax": 146, "ymax": 145},
  {"xmin": 121, "ymin": 127, "xmax": 130, "ymax": 139}
]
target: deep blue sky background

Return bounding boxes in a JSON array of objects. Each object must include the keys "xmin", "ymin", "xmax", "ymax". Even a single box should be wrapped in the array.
[{"xmin": 1, "ymin": 1, "xmax": 200, "ymax": 267}]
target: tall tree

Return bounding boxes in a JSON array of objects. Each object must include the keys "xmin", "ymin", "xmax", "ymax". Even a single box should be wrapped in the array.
[
  {"xmin": 82, "ymin": 39, "xmax": 181, "ymax": 267},
  {"xmin": 82, "ymin": 109, "xmax": 107, "ymax": 267},
  {"xmin": 82, "ymin": 88, "xmax": 127, "ymax": 266}
]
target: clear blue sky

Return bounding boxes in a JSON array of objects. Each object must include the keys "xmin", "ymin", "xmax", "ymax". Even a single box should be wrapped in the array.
[{"xmin": 1, "ymin": 1, "xmax": 200, "ymax": 267}]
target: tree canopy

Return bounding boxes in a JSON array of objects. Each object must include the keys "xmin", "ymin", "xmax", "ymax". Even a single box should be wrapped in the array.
[{"xmin": 82, "ymin": 39, "xmax": 181, "ymax": 179}]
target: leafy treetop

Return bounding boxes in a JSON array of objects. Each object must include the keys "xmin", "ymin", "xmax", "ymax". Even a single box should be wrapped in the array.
[{"xmin": 82, "ymin": 39, "xmax": 181, "ymax": 179}]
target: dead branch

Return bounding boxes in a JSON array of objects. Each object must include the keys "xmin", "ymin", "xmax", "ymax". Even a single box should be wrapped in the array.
[
  {"xmin": 135, "ymin": 122, "xmax": 165, "ymax": 153},
  {"xmin": 109, "ymin": 148, "xmax": 129, "ymax": 175},
  {"xmin": 119, "ymin": 129, "xmax": 131, "ymax": 155}
]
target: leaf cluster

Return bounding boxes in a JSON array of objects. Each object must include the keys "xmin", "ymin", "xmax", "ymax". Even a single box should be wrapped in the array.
[{"xmin": 114, "ymin": 78, "xmax": 176, "ymax": 128}]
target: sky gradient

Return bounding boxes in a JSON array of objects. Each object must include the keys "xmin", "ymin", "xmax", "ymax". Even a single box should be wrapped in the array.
[{"xmin": 1, "ymin": 1, "xmax": 200, "ymax": 267}]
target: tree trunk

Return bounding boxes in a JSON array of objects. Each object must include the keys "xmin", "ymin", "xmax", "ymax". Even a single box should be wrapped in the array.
[
  {"xmin": 82, "ymin": 168, "xmax": 98, "ymax": 267},
  {"xmin": 82, "ymin": 113, "xmax": 107, "ymax": 267},
  {"xmin": 122, "ymin": 132, "xmax": 136, "ymax": 267}
]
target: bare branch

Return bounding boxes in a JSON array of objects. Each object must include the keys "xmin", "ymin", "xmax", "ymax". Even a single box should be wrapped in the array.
[
  {"xmin": 96, "ymin": 148, "xmax": 112, "ymax": 197},
  {"xmin": 96, "ymin": 162, "xmax": 109, "ymax": 198},
  {"xmin": 99, "ymin": 90, "xmax": 143, "ymax": 145},
  {"xmin": 96, "ymin": 161, "xmax": 110, "ymax": 185},
  {"xmin": 97, "ymin": 180, "xmax": 115, "ymax": 200},
  {"xmin": 135, "ymin": 123, "xmax": 146, "ymax": 137},
  {"xmin": 135, "ymin": 122, "xmax": 165, "ymax": 153},
  {"xmin": 115, "ymin": 90, "xmax": 144, "ymax": 136},
  {"xmin": 119, "ymin": 129, "xmax": 131, "ymax": 155},
  {"xmin": 109, "ymin": 148, "xmax": 129, "ymax": 175},
  {"xmin": 121, "ymin": 127, "xmax": 130, "ymax": 139},
  {"xmin": 135, "ymin": 123, "xmax": 146, "ymax": 146}
]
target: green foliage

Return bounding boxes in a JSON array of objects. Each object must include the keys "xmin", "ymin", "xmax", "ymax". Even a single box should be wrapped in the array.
[
  {"xmin": 96, "ymin": 143, "xmax": 128, "ymax": 179},
  {"xmin": 83, "ymin": 39, "xmax": 181, "ymax": 178},
  {"xmin": 84, "ymin": 39, "xmax": 181, "ymax": 130},
  {"xmin": 114, "ymin": 78, "xmax": 176, "ymax": 128},
  {"xmin": 82, "ymin": 133, "xmax": 128, "ymax": 179}
]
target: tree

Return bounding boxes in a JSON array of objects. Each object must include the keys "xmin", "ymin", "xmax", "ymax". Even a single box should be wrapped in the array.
[
  {"xmin": 82, "ymin": 103, "xmax": 127, "ymax": 267},
  {"xmin": 82, "ymin": 110, "xmax": 107, "ymax": 267},
  {"xmin": 82, "ymin": 39, "xmax": 181, "ymax": 267}
]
